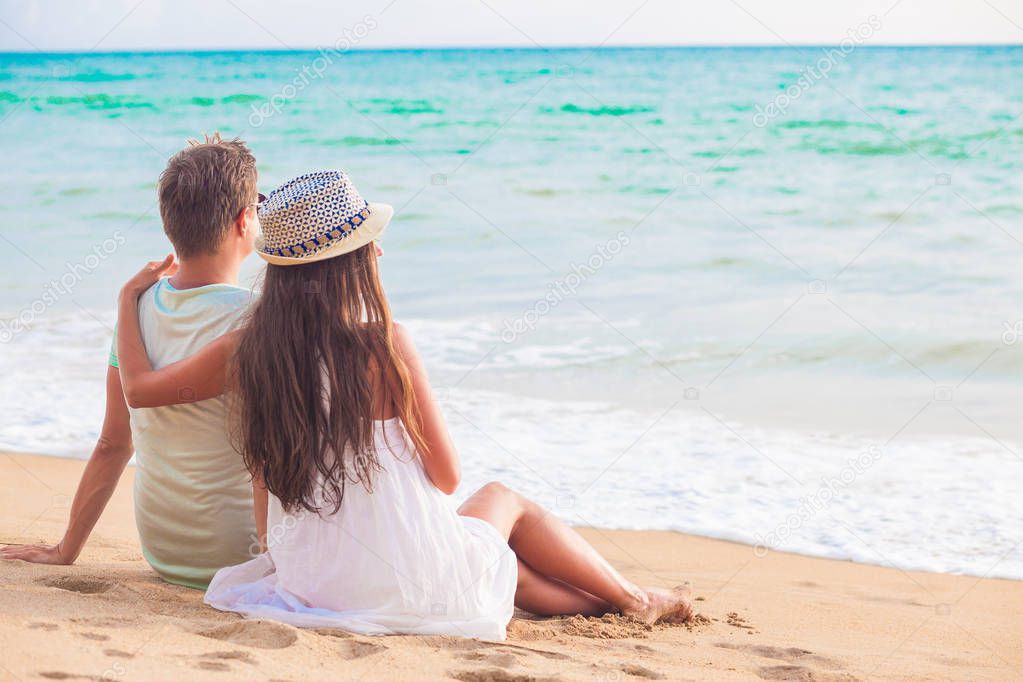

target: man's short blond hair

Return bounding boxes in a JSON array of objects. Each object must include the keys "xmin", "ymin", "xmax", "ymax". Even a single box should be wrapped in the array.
[{"xmin": 158, "ymin": 132, "xmax": 257, "ymax": 258}]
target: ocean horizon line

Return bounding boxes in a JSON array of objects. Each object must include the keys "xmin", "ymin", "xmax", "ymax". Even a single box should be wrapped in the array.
[{"xmin": 0, "ymin": 42, "xmax": 1020, "ymax": 57}]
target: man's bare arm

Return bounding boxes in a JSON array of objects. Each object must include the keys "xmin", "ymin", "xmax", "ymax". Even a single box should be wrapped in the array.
[{"xmin": 0, "ymin": 365, "xmax": 133, "ymax": 564}]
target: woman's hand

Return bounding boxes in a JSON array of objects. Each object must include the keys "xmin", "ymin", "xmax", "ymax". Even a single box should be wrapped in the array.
[{"xmin": 120, "ymin": 254, "xmax": 177, "ymax": 302}]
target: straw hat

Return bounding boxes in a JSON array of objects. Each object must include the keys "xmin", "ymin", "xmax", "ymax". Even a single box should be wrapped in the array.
[{"xmin": 255, "ymin": 170, "xmax": 393, "ymax": 266}]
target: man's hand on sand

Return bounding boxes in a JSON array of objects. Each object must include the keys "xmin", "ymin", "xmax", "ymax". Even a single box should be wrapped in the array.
[{"xmin": 0, "ymin": 542, "xmax": 72, "ymax": 565}]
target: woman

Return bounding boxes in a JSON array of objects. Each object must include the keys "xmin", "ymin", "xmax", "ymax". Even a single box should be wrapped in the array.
[{"xmin": 116, "ymin": 170, "xmax": 693, "ymax": 640}]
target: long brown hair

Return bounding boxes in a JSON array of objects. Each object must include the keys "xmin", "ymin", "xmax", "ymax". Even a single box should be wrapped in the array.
[{"xmin": 232, "ymin": 244, "xmax": 425, "ymax": 514}]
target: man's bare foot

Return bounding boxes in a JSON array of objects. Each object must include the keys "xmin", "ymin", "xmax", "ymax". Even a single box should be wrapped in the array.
[{"xmin": 623, "ymin": 583, "xmax": 694, "ymax": 625}]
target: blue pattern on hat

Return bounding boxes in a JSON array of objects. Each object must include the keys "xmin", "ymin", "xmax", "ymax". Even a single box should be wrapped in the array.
[{"xmin": 257, "ymin": 170, "xmax": 374, "ymax": 259}]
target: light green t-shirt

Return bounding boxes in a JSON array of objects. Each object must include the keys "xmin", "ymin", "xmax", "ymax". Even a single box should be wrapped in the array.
[{"xmin": 110, "ymin": 278, "xmax": 255, "ymax": 589}]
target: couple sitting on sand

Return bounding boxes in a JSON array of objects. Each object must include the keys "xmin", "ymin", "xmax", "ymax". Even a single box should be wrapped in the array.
[{"xmin": 0, "ymin": 134, "xmax": 692, "ymax": 639}]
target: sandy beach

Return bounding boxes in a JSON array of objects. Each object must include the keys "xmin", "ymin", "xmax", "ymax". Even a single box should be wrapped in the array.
[{"xmin": 0, "ymin": 451, "xmax": 1019, "ymax": 681}]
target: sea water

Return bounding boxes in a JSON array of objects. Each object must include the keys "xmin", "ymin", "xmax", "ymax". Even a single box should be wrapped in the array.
[{"xmin": 0, "ymin": 46, "xmax": 1021, "ymax": 579}]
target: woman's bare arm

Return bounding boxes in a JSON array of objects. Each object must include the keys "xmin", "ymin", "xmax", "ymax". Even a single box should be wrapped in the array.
[
  {"xmin": 393, "ymin": 322, "xmax": 461, "ymax": 494},
  {"xmin": 253, "ymin": 475, "xmax": 268, "ymax": 553},
  {"xmin": 116, "ymin": 255, "xmax": 239, "ymax": 408}
]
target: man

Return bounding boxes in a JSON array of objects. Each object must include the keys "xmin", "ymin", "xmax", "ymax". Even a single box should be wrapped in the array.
[{"xmin": 0, "ymin": 133, "xmax": 262, "ymax": 589}]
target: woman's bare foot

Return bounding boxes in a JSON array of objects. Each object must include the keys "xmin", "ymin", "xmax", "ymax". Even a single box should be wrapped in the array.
[{"xmin": 622, "ymin": 583, "xmax": 694, "ymax": 624}]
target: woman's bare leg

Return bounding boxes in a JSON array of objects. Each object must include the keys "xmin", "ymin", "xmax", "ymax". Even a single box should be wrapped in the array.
[
  {"xmin": 459, "ymin": 482, "xmax": 692, "ymax": 623},
  {"xmin": 514, "ymin": 559, "xmax": 611, "ymax": 616}
]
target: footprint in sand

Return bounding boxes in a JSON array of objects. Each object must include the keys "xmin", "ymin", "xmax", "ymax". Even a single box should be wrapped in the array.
[
  {"xmin": 337, "ymin": 639, "xmax": 387, "ymax": 660},
  {"xmin": 103, "ymin": 649, "xmax": 135, "ymax": 659},
  {"xmin": 620, "ymin": 662, "xmax": 667, "ymax": 679},
  {"xmin": 312, "ymin": 627, "xmax": 353, "ymax": 639},
  {"xmin": 501, "ymin": 645, "xmax": 568, "ymax": 662},
  {"xmin": 450, "ymin": 669, "xmax": 565, "ymax": 682},
  {"xmin": 456, "ymin": 651, "xmax": 520, "ymax": 668},
  {"xmin": 71, "ymin": 616, "xmax": 133, "ymax": 628},
  {"xmin": 417, "ymin": 636, "xmax": 504, "ymax": 651},
  {"xmin": 77, "ymin": 631, "xmax": 110, "ymax": 641},
  {"xmin": 187, "ymin": 651, "xmax": 258, "ymax": 673},
  {"xmin": 28, "ymin": 622, "xmax": 59, "ymax": 631},
  {"xmin": 199, "ymin": 650, "xmax": 256, "ymax": 665},
  {"xmin": 311, "ymin": 628, "xmax": 387, "ymax": 659},
  {"xmin": 424, "ymin": 636, "xmax": 568, "ymax": 664},
  {"xmin": 445, "ymin": 638, "xmax": 575, "ymax": 682},
  {"xmin": 195, "ymin": 620, "xmax": 298, "ymax": 649},
  {"xmin": 716, "ymin": 642, "xmax": 856, "ymax": 681},
  {"xmin": 716, "ymin": 642, "xmax": 844, "ymax": 670},
  {"xmin": 36, "ymin": 575, "xmax": 114, "ymax": 595},
  {"xmin": 755, "ymin": 664, "xmax": 859, "ymax": 681}
]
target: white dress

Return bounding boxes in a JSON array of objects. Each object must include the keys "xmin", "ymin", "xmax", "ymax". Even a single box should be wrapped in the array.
[{"xmin": 204, "ymin": 418, "xmax": 518, "ymax": 640}]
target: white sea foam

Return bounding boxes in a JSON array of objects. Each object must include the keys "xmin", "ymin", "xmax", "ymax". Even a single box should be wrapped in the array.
[
  {"xmin": 442, "ymin": 386, "xmax": 1023, "ymax": 580},
  {"xmin": 1, "ymin": 310, "xmax": 1019, "ymax": 580}
]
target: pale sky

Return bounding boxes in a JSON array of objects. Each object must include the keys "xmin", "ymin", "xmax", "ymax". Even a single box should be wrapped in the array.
[{"xmin": 0, "ymin": 0, "xmax": 1020, "ymax": 51}]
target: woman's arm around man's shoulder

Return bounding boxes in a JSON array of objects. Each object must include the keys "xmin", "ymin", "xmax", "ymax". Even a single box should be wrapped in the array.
[{"xmin": 116, "ymin": 254, "xmax": 239, "ymax": 409}]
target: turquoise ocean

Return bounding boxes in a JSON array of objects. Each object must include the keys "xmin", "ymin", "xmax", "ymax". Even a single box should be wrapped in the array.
[{"xmin": 0, "ymin": 47, "xmax": 1021, "ymax": 578}]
